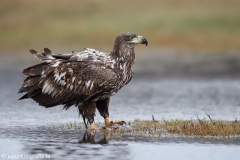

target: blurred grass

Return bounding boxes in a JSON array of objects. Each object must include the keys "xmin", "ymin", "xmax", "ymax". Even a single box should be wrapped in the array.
[
  {"xmin": 0, "ymin": 0, "xmax": 240, "ymax": 54},
  {"xmin": 126, "ymin": 118, "xmax": 240, "ymax": 138},
  {"xmin": 57, "ymin": 117, "xmax": 240, "ymax": 138}
]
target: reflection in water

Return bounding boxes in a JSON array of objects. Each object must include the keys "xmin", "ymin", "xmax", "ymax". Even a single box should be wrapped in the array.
[
  {"xmin": 0, "ymin": 128, "xmax": 130, "ymax": 160},
  {"xmin": 78, "ymin": 130, "xmax": 110, "ymax": 145},
  {"xmin": 26, "ymin": 130, "xmax": 129, "ymax": 160},
  {"xmin": 0, "ymin": 125, "xmax": 240, "ymax": 160}
]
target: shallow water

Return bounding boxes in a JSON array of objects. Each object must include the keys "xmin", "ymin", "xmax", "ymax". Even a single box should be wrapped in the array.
[
  {"xmin": 0, "ymin": 69, "xmax": 240, "ymax": 160},
  {"xmin": 1, "ymin": 126, "xmax": 240, "ymax": 160}
]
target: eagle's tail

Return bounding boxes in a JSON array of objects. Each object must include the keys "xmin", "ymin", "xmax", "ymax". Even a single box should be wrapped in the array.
[
  {"xmin": 18, "ymin": 48, "xmax": 76, "ymax": 107},
  {"xmin": 18, "ymin": 68, "xmax": 45, "ymax": 101},
  {"xmin": 18, "ymin": 49, "xmax": 51, "ymax": 100}
]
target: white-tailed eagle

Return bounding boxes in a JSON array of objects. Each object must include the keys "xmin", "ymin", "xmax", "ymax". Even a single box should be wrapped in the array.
[{"xmin": 18, "ymin": 32, "xmax": 148, "ymax": 130}]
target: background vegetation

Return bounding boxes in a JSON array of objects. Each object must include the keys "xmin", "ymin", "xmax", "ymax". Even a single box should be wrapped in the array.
[{"xmin": 1, "ymin": 0, "xmax": 240, "ymax": 54}]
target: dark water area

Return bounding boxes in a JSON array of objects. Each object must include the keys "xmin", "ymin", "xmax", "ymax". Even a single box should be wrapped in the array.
[{"xmin": 1, "ymin": 60, "xmax": 240, "ymax": 159}]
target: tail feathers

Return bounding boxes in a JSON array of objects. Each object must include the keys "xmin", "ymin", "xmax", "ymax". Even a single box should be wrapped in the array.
[
  {"xmin": 18, "ymin": 74, "xmax": 41, "ymax": 99},
  {"xmin": 22, "ymin": 75, "xmax": 40, "ymax": 87},
  {"xmin": 30, "ymin": 48, "xmax": 55, "ymax": 61},
  {"xmin": 22, "ymin": 62, "xmax": 48, "ymax": 76}
]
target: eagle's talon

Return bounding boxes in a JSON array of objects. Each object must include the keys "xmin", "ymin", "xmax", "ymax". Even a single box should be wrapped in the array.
[{"xmin": 104, "ymin": 118, "xmax": 126, "ymax": 127}]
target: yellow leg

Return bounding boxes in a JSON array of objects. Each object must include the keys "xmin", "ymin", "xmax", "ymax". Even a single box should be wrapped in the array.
[
  {"xmin": 104, "ymin": 118, "xmax": 126, "ymax": 127},
  {"xmin": 103, "ymin": 131, "xmax": 110, "ymax": 142}
]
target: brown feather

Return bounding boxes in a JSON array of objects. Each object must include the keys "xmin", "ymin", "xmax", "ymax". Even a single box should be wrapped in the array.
[
  {"xmin": 27, "ymin": 88, "xmax": 42, "ymax": 98},
  {"xmin": 29, "ymin": 49, "xmax": 47, "ymax": 61},
  {"xmin": 53, "ymin": 54, "xmax": 73, "ymax": 60},
  {"xmin": 22, "ymin": 62, "xmax": 48, "ymax": 76},
  {"xmin": 42, "ymin": 48, "xmax": 53, "ymax": 57},
  {"xmin": 32, "ymin": 94, "xmax": 63, "ymax": 107},
  {"xmin": 22, "ymin": 84, "xmax": 39, "ymax": 93},
  {"xmin": 22, "ymin": 75, "xmax": 40, "ymax": 87}
]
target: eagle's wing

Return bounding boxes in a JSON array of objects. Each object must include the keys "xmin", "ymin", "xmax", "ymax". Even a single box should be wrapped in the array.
[{"xmin": 20, "ymin": 48, "xmax": 117, "ymax": 108}]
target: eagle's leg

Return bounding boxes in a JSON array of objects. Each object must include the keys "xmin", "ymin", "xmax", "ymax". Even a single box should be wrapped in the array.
[
  {"xmin": 96, "ymin": 98, "xmax": 126, "ymax": 128},
  {"xmin": 78, "ymin": 101, "xmax": 100, "ymax": 130}
]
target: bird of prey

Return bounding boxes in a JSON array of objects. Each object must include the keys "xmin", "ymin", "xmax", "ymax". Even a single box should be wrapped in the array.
[{"xmin": 18, "ymin": 32, "xmax": 148, "ymax": 130}]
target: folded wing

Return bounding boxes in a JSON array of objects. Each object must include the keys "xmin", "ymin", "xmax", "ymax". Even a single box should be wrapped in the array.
[{"xmin": 19, "ymin": 48, "xmax": 117, "ymax": 109}]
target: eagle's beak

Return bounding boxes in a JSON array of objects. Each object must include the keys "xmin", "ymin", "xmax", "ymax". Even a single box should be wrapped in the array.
[{"xmin": 131, "ymin": 36, "xmax": 148, "ymax": 46}]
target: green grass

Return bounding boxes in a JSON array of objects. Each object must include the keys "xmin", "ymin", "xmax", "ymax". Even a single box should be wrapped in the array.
[{"xmin": 1, "ymin": 0, "xmax": 240, "ymax": 53}]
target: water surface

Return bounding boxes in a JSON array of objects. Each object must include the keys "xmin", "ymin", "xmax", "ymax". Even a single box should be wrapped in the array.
[{"xmin": 0, "ymin": 69, "xmax": 240, "ymax": 160}]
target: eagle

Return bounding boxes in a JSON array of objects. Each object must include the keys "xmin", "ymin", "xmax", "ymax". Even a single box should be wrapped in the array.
[{"xmin": 18, "ymin": 32, "xmax": 148, "ymax": 130}]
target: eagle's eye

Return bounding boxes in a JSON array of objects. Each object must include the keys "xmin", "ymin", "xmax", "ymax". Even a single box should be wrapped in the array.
[{"xmin": 129, "ymin": 35, "xmax": 136, "ymax": 40}]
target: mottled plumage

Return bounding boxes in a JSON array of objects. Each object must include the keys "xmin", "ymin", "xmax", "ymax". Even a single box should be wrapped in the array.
[{"xmin": 18, "ymin": 32, "xmax": 148, "ymax": 129}]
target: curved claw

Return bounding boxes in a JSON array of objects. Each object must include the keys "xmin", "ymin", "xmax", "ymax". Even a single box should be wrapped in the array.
[{"xmin": 104, "ymin": 118, "xmax": 126, "ymax": 127}]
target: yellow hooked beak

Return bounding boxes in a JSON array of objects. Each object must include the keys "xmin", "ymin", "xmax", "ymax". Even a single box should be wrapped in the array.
[{"xmin": 131, "ymin": 36, "xmax": 148, "ymax": 46}]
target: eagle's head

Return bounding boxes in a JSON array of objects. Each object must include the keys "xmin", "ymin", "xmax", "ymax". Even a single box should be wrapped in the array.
[
  {"xmin": 115, "ymin": 32, "xmax": 148, "ymax": 47},
  {"xmin": 111, "ymin": 32, "xmax": 148, "ymax": 60}
]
